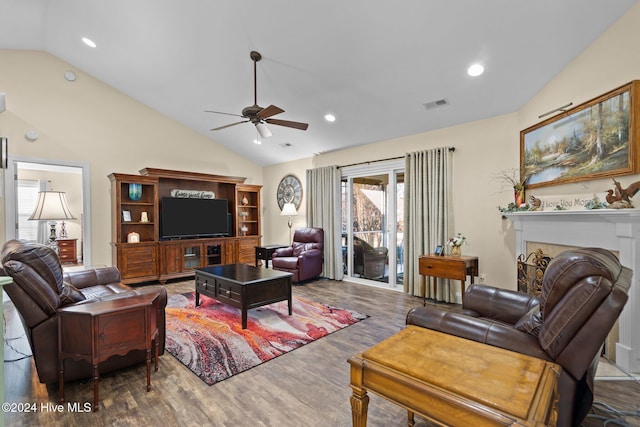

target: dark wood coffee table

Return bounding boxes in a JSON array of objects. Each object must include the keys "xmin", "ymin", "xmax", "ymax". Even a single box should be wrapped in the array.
[{"xmin": 195, "ymin": 264, "xmax": 293, "ymax": 329}]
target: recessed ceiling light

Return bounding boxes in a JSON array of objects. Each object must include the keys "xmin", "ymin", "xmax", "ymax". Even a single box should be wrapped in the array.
[
  {"xmin": 324, "ymin": 113, "xmax": 336, "ymax": 122},
  {"xmin": 467, "ymin": 63, "xmax": 484, "ymax": 77},
  {"xmin": 253, "ymin": 138, "xmax": 262, "ymax": 145},
  {"xmin": 82, "ymin": 37, "xmax": 97, "ymax": 48}
]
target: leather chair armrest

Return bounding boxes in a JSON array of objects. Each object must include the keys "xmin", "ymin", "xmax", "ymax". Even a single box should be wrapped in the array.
[
  {"xmin": 299, "ymin": 248, "xmax": 323, "ymax": 260},
  {"xmin": 406, "ymin": 306, "xmax": 549, "ymax": 360},
  {"xmin": 63, "ymin": 267, "xmax": 121, "ymax": 289},
  {"xmin": 463, "ymin": 284, "xmax": 540, "ymax": 325},
  {"xmin": 273, "ymin": 247, "xmax": 293, "ymax": 258}
]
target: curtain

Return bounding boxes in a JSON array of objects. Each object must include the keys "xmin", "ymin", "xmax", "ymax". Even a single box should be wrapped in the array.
[
  {"xmin": 403, "ymin": 147, "xmax": 453, "ymax": 301},
  {"xmin": 306, "ymin": 165, "xmax": 343, "ymax": 280}
]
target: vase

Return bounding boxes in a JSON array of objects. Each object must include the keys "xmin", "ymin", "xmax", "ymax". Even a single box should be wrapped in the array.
[
  {"xmin": 514, "ymin": 187, "xmax": 525, "ymax": 207},
  {"xmin": 450, "ymin": 245, "xmax": 462, "ymax": 256},
  {"xmin": 129, "ymin": 183, "xmax": 142, "ymax": 201}
]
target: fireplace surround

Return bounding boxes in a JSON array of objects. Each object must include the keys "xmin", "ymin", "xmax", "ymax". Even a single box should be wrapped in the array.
[{"xmin": 505, "ymin": 210, "xmax": 640, "ymax": 373}]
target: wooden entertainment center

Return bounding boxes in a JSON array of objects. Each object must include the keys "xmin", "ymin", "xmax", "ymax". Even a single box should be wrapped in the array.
[{"xmin": 109, "ymin": 168, "xmax": 262, "ymax": 285}]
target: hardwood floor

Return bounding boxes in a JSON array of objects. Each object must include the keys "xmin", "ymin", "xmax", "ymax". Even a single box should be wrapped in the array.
[{"xmin": 3, "ymin": 278, "xmax": 640, "ymax": 426}]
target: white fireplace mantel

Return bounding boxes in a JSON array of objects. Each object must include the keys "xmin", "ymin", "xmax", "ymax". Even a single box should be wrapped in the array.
[{"xmin": 504, "ymin": 210, "xmax": 640, "ymax": 373}]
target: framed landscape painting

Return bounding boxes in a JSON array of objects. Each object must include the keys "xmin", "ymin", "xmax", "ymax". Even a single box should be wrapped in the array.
[{"xmin": 521, "ymin": 81, "xmax": 640, "ymax": 189}]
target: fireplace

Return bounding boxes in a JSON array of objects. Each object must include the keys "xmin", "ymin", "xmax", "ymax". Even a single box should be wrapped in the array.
[{"xmin": 505, "ymin": 210, "xmax": 640, "ymax": 373}]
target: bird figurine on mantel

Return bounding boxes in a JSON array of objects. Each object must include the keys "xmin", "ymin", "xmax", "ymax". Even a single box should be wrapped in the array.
[{"xmin": 605, "ymin": 178, "xmax": 640, "ymax": 208}]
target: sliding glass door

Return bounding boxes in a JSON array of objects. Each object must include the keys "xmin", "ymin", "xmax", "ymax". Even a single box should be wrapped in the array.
[{"xmin": 341, "ymin": 160, "xmax": 404, "ymax": 289}]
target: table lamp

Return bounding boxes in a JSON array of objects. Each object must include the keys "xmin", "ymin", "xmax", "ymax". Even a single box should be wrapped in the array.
[{"xmin": 28, "ymin": 191, "xmax": 76, "ymax": 252}]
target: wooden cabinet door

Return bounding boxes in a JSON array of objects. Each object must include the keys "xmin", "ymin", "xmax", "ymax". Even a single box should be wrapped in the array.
[
  {"xmin": 238, "ymin": 237, "xmax": 259, "ymax": 265},
  {"xmin": 120, "ymin": 243, "xmax": 158, "ymax": 280},
  {"xmin": 162, "ymin": 243, "xmax": 182, "ymax": 275},
  {"xmin": 225, "ymin": 239, "xmax": 238, "ymax": 264}
]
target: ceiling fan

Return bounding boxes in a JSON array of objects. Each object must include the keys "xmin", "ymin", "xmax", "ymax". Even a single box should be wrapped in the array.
[{"xmin": 205, "ymin": 51, "xmax": 309, "ymax": 138}]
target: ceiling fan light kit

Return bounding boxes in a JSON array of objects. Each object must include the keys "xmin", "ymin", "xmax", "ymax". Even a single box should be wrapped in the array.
[
  {"xmin": 206, "ymin": 51, "xmax": 309, "ymax": 137},
  {"xmin": 256, "ymin": 122, "xmax": 272, "ymax": 138}
]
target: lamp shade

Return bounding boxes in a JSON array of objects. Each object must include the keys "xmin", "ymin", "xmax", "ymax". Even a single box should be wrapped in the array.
[
  {"xmin": 280, "ymin": 202, "xmax": 298, "ymax": 217},
  {"xmin": 256, "ymin": 122, "xmax": 272, "ymax": 138},
  {"xmin": 28, "ymin": 191, "xmax": 76, "ymax": 221}
]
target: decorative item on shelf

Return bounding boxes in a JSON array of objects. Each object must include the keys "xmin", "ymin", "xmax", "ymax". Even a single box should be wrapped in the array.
[
  {"xmin": 122, "ymin": 210, "xmax": 132, "ymax": 222},
  {"xmin": 240, "ymin": 225, "xmax": 248, "ymax": 236},
  {"xmin": 493, "ymin": 168, "xmax": 528, "ymax": 208},
  {"xmin": 242, "ymin": 195, "xmax": 249, "ymax": 205},
  {"xmin": 127, "ymin": 232, "xmax": 140, "ymax": 243},
  {"xmin": 605, "ymin": 178, "xmax": 640, "ymax": 209},
  {"xmin": 280, "ymin": 202, "xmax": 298, "ymax": 242},
  {"xmin": 28, "ymin": 191, "xmax": 76, "ymax": 253},
  {"xmin": 447, "ymin": 233, "xmax": 467, "ymax": 256},
  {"xmin": 128, "ymin": 183, "xmax": 142, "ymax": 201},
  {"xmin": 527, "ymin": 195, "xmax": 542, "ymax": 211},
  {"xmin": 140, "ymin": 211, "xmax": 149, "ymax": 222}
]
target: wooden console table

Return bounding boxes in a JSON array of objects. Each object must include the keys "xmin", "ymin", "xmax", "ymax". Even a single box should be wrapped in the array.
[
  {"xmin": 58, "ymin": 294, "xmax": 160, "ymax": 411},
  {"xmin": 348, "ymin": 326, "xmax": 559, "ymax": 427},
  {"xmin": 419, "ymin": 254, "xmax": 478, "ymax": 304}
]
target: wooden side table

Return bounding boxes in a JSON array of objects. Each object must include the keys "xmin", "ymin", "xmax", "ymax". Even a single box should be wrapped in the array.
[
  {"xmin": 56, "ymin": 238, "xmax": 78, "ymax": 264},
  {"xmin": 349, "ymin": 326, "xmax": 559, "ymax": 426},
  {"xmin": 58, "ymin": 294, "xmax": 159, "ymax": 411},
  {"xmin": 255, "ymin": 244, "xmax": 287, "ymax": 268},
  {"xmin": 418, "ymin": 254, "xmax": 478, "ymax": 304}
]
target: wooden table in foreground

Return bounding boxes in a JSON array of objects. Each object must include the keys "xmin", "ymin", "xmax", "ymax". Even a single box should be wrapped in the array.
[
  {"xmin": 348, "ymin": 326, "xmax": 559, "ymax": 427},
  {"xmin": 419, "ymin": 254, "xmax": 479, "ymax": 304},
  {"xmin": 58, "ymin": 294, "xmax": 160, "ymax": 411}
]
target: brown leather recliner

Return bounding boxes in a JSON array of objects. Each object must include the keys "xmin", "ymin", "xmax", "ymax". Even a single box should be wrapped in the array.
[
  {"xmin": 272, "ymin": 227, "xmax": 324, "ymax": 283},
  {"xmin": 0, "ymin": 240, "xmax": 167, "ymax": 384},
  {"xmin": 406, "ymin": 247, "xmax": 631, "ymax": 427}
]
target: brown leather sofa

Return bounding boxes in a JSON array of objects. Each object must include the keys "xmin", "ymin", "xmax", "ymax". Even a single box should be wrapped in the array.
[
  {"xmin": 0, "ymin": 240, "xmax": 167, "ymax": 384},
  {"xmin": 272, "ymin": 227, "xmax": 324, "ymax": 283},
  {"xmin": 406, "ymin": 247, "xmax": 631, "ymax": 427}
]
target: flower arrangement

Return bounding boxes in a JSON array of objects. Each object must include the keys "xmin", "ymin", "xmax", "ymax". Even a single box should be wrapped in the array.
[{"xmin": 447, "ymin": 233, "xmax": 467, "ymax": 247}]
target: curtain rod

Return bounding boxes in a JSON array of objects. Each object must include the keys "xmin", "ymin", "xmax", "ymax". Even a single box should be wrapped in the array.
[{"xmin": 338, "ymin": 147, "xmax": 455, "ymax": 169}]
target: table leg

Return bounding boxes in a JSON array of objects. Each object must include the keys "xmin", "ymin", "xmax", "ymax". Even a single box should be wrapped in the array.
[
  {"xmin": 93, "ymin": 365, "xmax": 99, "ymax": 412},
  {"xmin": 59, "ymin": 360, "xmax": 65, "ymax": 403},
  {"xmin": 242, "ymin": 309, "xmax": 248, "ymax": 329},
  {"xmin": 350, "ymin": 389, "xmax": 369, "ymax": 427},
  {"xmin": 421, "ymin": 275, "xmax": 426, "ymax": 306},
  {"xmin": 195, "ymin": 291, "xmax": 200, "ymax": 307},
  {"xmin": 408, "ymin": 410, "xmax": 415, "ymax": 427},
  {"xmin": 255, "ymin": 247, "xmax": 259, "ymax": 267},
  {"xmin": 146, "ymin": 348, "xmax": 152, "ymax": 392}
]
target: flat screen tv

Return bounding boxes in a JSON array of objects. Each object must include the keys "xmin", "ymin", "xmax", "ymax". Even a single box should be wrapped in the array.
[{"xmin": 161, "ymin": 197, "xmax": 229, "ymax": 239}]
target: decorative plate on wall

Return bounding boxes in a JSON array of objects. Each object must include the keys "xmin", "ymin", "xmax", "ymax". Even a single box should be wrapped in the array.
[{"xmin": 277, "ymin": 174, "xmax": 303, "ymax": 211}]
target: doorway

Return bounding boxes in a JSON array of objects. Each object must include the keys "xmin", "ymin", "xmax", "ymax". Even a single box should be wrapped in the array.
[
  {"xmin": 3, "ymin": 158, "xmax": 92, "ymax": 266},
  {"xmin": 341, "ymin": 159, "xmax": 404, "ymax": 290}
]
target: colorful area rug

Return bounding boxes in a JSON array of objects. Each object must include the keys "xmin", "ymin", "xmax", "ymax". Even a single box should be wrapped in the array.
[{"xmin": 165, "ymin": 292, "xmax": 368, "ymax": 385}]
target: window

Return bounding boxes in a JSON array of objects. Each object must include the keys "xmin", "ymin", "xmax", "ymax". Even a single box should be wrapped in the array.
[{"xmin": 17, "ymin": 179, "xmax": 40, "ymax": 242}]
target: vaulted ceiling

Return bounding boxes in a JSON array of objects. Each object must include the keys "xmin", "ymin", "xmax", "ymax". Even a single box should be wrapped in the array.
[{"xmin": 1, "ymin": 0, "xmax": 637, "ymax": 166}]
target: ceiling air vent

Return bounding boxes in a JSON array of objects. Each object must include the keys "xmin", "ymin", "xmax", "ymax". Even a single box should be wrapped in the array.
[
  {"xmin": 423, "ymin": 98, "xmax": 449, "ymax": 111},
  {"xmin": 280, "ymin": 142, "xmax": 292, "ymax": 148}
]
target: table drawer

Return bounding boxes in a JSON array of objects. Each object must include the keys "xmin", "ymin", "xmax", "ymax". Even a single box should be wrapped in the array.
[
  {"xmin": 419, "ymin": 258, "xmax": 464, "ymax": 279},
  {"xmin": 216, "ymin": 281, "xmax": 241, "ymax": 304}
]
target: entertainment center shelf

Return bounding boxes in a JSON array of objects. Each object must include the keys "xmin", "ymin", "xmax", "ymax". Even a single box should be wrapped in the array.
[{"xmin": 109, "ymin": 168, "xmax": 262, "ymax": 285}]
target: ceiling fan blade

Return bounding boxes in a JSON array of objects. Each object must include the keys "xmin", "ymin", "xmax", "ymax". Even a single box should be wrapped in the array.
[
  {"xmin": 210, "ymin": 120, "xmax": 249, "ymax": 131},
  {"xmin": 205, "ymin": 110, "xmax": 244, "ymax": 118},
  {"xmin": 265, "ymin": 118, "xmax": 309, "ymax": 131},
  {"xmin": 257, "ymin": 105, "xmax": 284, "ymax": 119}
]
